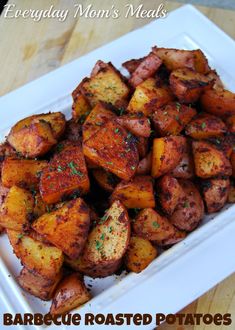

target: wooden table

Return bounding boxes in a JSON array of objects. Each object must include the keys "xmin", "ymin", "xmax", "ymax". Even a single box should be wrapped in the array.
[{"xmin": 0, "ymin": 1, "xmax": 234, "ymax": 328}]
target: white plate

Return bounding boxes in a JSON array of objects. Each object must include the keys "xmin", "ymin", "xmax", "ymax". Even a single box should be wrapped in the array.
[{"xmin": 1, "ymin": 4, "xmax": 235, "ymax": 330}]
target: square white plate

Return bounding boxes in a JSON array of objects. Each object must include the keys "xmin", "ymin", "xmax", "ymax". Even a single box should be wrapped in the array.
[{"xmin": 1, "ymin": 4, "xmax": 235, "ymax": 330}]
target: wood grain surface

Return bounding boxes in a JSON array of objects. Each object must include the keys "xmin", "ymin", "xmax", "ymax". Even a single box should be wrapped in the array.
[{"xmin": 0, "ymin": 1, "xmax": 235, "ymax": 329}]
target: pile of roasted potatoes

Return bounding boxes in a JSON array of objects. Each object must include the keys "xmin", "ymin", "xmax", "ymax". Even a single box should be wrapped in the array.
[{"xmin": 0, "ymin": 46, "xmax": 235, "ymax": 314}]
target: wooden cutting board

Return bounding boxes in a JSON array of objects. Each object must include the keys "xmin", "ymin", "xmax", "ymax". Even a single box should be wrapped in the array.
[{"xmin": 0, "ymin": 1, "xmax": 234, "ymax": 329}]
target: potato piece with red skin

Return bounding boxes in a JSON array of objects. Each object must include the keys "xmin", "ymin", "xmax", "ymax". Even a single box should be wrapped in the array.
[
  {"xmin": 77, "ymin": 200, "xmax": 130, "ymax": 278},
  {"xmin": 133, "ymin": 208, "xmax": 176, "ymax": 242},
  {"xmin": 152, "ymin": 47, "xmax": 210, "ymax": 73},
  {"xmin": 157, "ymin": 175, "xmax": 184, "ymax": 215},
  {"xmin": 156, "ymin": 229, "xmax": 186, "ymax": 247},
  {"xmin": 92, "ymin": 169, "xmax": 120, "ymax": 192},
  {"xmin": 127, "ymin": 78, "xmax": 174, "ymax": 116},
  {"xmin": 124, "ymin": 236, "xmax": 157, "ymax": 273},
  {"xmin": 192, "ymin": 141, "xmax": 232, "ymax": 178},
  {"xmin": 1, "ymin": 159, "xmax": 48, "ymax": 189},
  {"xmin": 152, "ymin": 102, "xmax": 196, "ymax": 136},
  {"xmin": 40, "ymin": 141, "xmax": 90, "ymax": 204},
  {"xmin": 170, "ymin": 68, "xmax": 212, "ymax": 104},
  {"xmin": 83, "ymin": 120, "xmax": 139, "ymax": 181},
  {"xmin": 129, "ymin": 52, "xmax": 162, "ymax": 87},
  {"xmin": 122, "ymin": 58, "xmax": 144, "ymax": 74},
  {"xmin": 18, "ymin": 267, "xmax": 62, "ymax": 301},
  {"xmin": 110, "ymin": 176, "xmax": 155, "ymax": 209},
  {"xmin": 171, "ymin": 140, "xmax": 195, "ymax": 179},
  {"xmin": 116, "ymin": 115, "xmax": 151, "ymax": 138},
  {"xmin": 185, "ymin": 113, "xmax": 227, "ymax": 139},
  {"xmin": 82, "ymin": 102, "xmax": 116, "ymax": 141},
  {"xmin": 32, "ymin": 198, "xmax": 90, "ymax": 260},
  {"xmin": 136, "ymin": 136, "xmax": 148, "ymax": 159},
  {"xmin": 136, "ymin": 152, "xmax": 152, "ymax": 175},
  {"xmin": 200, "ymin": 178, "xmax": 230, "ymax": 213},
  {"xmin": 152, "ymin": 136, "xmax": 186, "ymax": 178},
  {"xmin": 50, "ymin": 273, "xmax": 90, "ymax": 315},
  {"xmin": 170, "ymin": 180, "xmax": 204, "ymax": 232},
  {"xmin": 200, "ymin": 89, "xmax": 235, "ymax": 117}
]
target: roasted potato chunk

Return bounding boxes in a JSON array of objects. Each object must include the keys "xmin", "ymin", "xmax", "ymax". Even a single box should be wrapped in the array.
[
  {"xmin": 226, "ymin": 115, "xmax": 235, "ymax": 133},
  {"xmin": 78, "ymin": 200, "xmax": 130, "ymax": 278},
  {"xmin": 18, "ymin": 267, "xmax": 62, "ymax": 301},
  {"xmin": 92, "ymin": 169, "xmax": 119, "ymax": 192},
  {"xmin": 124, "ymin": 236, "xmax": 157, "ymax": 273},
  {"xmin": 185, "ymin": 113, "xmax": 226, "ymax": 139},
  {"xmin": 231, "ymin": 151, "xmax": 235, "ymax": 178},
  {"xmin": 8, "ymin": 121, "xmax": 57, "ymax": 158},
  {"xmin": 157, "ymin": 175, "xmax": 184, "ymax": 215},
  {"xmin": 171, "ymin": 140, "xmax": 195, "ymax": 179},
  {"xmin": 83, "ymin": 120, "xmax": 139, "ymax": 180},
  {"xmin": 192, "ymin": 141, "xmax": 232, "ymax": 178},
  {"xmin": 82, "ymin": 102, "xmax": 116, "ymax": 141},
  {"xmin": 111, "ymin": 176, "xmax": 155, "ymax": 209},
  {"xmin": 129, "ymin": 52, "xmax": 162, "ymax": 87},
  {"xmin": 116, "ymin": 115, "xmax": 151, "ymax": 138},
  {"xmin": 72, "ymin": 93, "xmax": 91, "ymax": 124},
  {"xmin": 7, "ymin": 112, "xmax": 65, "ymax": 157},
  {"xmin": 152, "ymin": 102, "xmax": 196, "ymax": 136},
  {"xmin": 152, "ymin": 136, "xmax": 186, "ymax": 178},
  {"xmin": 136, "ymin": 152, "xmax": 152, "ymax": 175},
  {"xmin": 228, "ymin": 181, "xmax": 235, "ymax": 203},
  {"xmin": 78, "ymin": 61, "xmax": 130, "ymax": 108},
  {"xmin": 40, "ymin": 141, "xmax": 89, "ymax": 204},
  {"xmin": 32, "ymin": 198, "xmax": 90, "ymax": 259},
  {"xmin": 170, "ymin": 180, "xmax": 204, "ymax": 232},
  {"xmin": 156, "ymin": 229, "xmax": 186, "ymax": 246},
  {"xmin": 133, "ymin": 208, "xmax": 176, "ymax": 242},
  {"xmin": 152, "ymin": 47, "xmax": 210, "ymax": 73},
  {"xmin": 1, "ymin": 159, "xmax": 48, "ymax": 189},
  {"xmin": 7, "ymin": 229, "xmax": 63, "ymax": 279},
  {"xmin": 0, "ymin": 186, "xmax": 34, "ymax": 231},
  {"xmin": 200, "ymin": 178, "xmax": 230, "ymax": 213},
  {"xmin": 127, "ymin": 78, "xmax": 174, "ymax": 116},
  {"xmin": 200, "ymin": 89, "xmax": 235, "ymax": 117},
  {"xmin": 206, "ymin": 70, "xmax": 224, "ymax": 90},
  {"xmin": 170, "ymin": 68, "xmax": 211, "ymax": 103},
  {"xmin": 50, "ymin": 273, "xmax": 90, "ymax": 315},
  {"xmin": 122, "ymin": 58, "xmax": 144, "ymax": 74}
]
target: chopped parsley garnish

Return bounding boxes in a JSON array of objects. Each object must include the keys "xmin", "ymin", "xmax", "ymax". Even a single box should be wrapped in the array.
[
  {"xmin": 17, "ymin": 233, "xmax": 24, "ymax": 239},
  {"xmin": 201, "ymin": 122, "xmax": 206, "ymax": 129},
  {"xmin": 99, "ymin": 214, "xmax": 109, "ymax": 224},
  {"xmin": 106, "ymin": 161, "xmax": 113, "ymax": 165},
  {"xmin": 108, "ymin": 226, "xmax": 113, "ymax": 233},
  {"xmin": 95, "ymin": 240, "xmax": 102, "ymax": 250},
  {"xmin": 131, "ymin": 166, "xmax": 136, "ymax": 170},
  {"xmin": 100, "ymin": 233, "xmax": 105, "ymax": 240},
  {"xmin": 57, "ymin": 165, "xmax": 63, "ymax": 172},
  {"xmin": 114, "ymin": 128, "xmax": 119, "ymax": 134},
  {"xmin": 176, "ymin": 102, "xmax": 181, "ymax": 111},
  {"xmin": 183, "ymin": 201, "xmax": 189, "ymax": 208},
  {"xmin": 152, "ymin": 221, "xmax": 160, "ymax": 229},
  {"xmin": 68, "ymin": 161, "xmax": 83, "ymax": 176}
]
